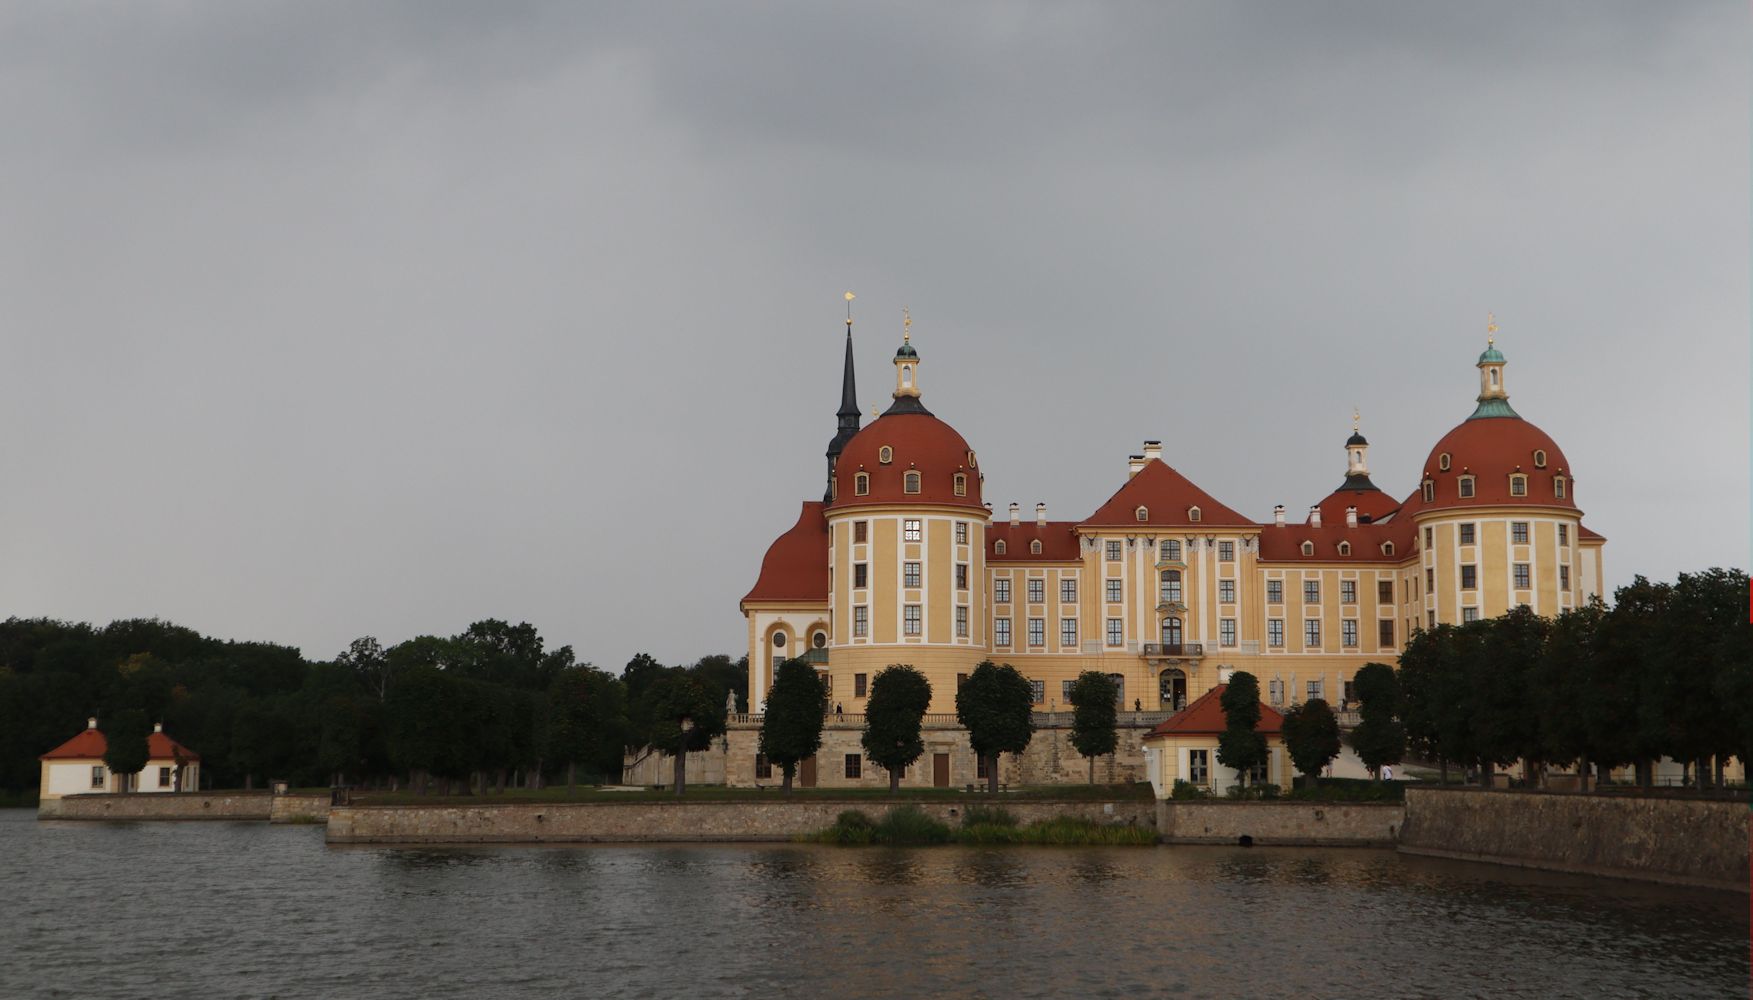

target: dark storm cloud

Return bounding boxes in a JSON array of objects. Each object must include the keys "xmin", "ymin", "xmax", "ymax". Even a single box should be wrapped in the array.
[{"xmin": 0, "ymin": 2, "xmax": 1743, "ymax": 668}]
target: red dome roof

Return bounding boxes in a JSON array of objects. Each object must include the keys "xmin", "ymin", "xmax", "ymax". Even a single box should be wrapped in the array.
[
  {"xmin": 742, "ymin": 502, "xmax": 830, "ymax": 605},
  {"xmin": 828, "ymin": 411, "xmax": 985, "ymax": 512},
  {"xmin": 1404, "ymin": 416, "xmax": 1578, "ymax": 516}
]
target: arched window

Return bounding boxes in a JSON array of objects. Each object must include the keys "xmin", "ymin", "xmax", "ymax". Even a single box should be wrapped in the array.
[
  {"xmin": 1381, "ymin": 541, "xmax": 1396, "ymax": 556},
  {"xmin": 1030, "ymin": 539, "xmax": 1042, "ymax": 555},
  {"xmin": 854, "ymin": 472, "xmax": 870, "ymax": 496},
  {"xmin": 1439, "ymin": 453, "xmax": 1452, "ymax": 471},
  {"xmin": 878, "ymin": 446, "xmax": 893, "ymax": 465},
  {"xmin": 1490, "ymin": 369, "xmax": 1499, "ymax": 386},
  {"xmin": 1533, "ymin": 449, "xmax": 1548, "ymax": 469},
  {"xmin": 902, "ymin": 365, "xmax": 913, "ymax": 387},
  {"xmin": 994, "ymin": 540, "xmax": 1007, "ymax": 555},
  {"xmin": 1159, "ymin": 569, "xmax": 1182, "ymax": 604},
  {"xmin": 953, "ymin": 473, "xmax": 967, "ymax": 497},
  {"xmin": 1337, "ymin": 541, "xmax": 1351, "ymax": 556},
  {"xmin": 1135, "ymin": 506, "xmax": 1149, "ymax": 522},
  {"xmin": 1422, "ymin": 479, "xmax": 1435, "ymax": 503},
  {"xmin": 1301, "ymin": 541, "xmax": 1315, "ymax": 556},
  {"xmin": 1554, "ymin": 475, "xmax": 1567, "ymax": 499},
  {"xmin": 1159, "ymin": 668, "xmax": 1187, "ymax": 710},
  {"xmin": 903, "ymin": 471, "xmax": 921, "ymax": 494},
  {"xmin": 1457, "ymin": 476, "xmax": 1476, "ymax": 499},
  {"xmin": 1352, "ymin": 449, "xmax": 1363, "ymax": 464},
  {"xmin": 1509, "ymin": 474, "xmax": 1528, "ymax": 497},
  {"xmin": 1188, "ymin": 506, "xmax": 1202, "ymax": 522}
]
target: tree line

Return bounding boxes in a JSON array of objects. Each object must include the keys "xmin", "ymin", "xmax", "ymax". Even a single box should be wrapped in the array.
[{"xmin": 0, "ymin": 616, "xmax": 748, "ymax": 795}]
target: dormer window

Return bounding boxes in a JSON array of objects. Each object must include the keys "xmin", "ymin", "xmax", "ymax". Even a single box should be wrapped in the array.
[
  {"xmin": 1135, "ymin": 506, "xmax": 1149, "ymax": 522},
  {"xmin": 1533, "ymin": 449, "xmax": 1548, "ymax": 469},
  {"xmin": 1421, "ymin": 479, "xmax": 1435, "ymax": 503},
  {"xmin": 1439, "ymin": 453, "xmax": 1452, "ymax": 471},
  {"xmin": 1300, "ymin": 541, "xmax": 1315, "ymax": 557},
  {"xmin": 1030, "ymin": 540, "xmax": 1042, "ymax": 555},
  {"xmin": 1509, "ymin": 474, "xmax": 1528, "ymax": 497},
  {"xmin": 953, "ymin": 473, "xmax": 967, "ymax": 497},
  {"xmin": 854, "ymin": 472, "xmax": 870, "ymax": 496},
  {"xmin": 903, "ymin": 471, "xmax": 921, "ymax": 494},
  {"xmin": 967, "ymin": 450, "xmax": 977, "ymax": 467},
  {"xmin": 994, "ymin": 540, "xmax": 1007, "ymax": 555},
  {"xmin": 1337, "ymin": 541, "xmax": 1351, "ymax": 556},
  {"xmin": 829, "ymin": 477, "xmax": 837, "ymax": 501},
  {"xmin": 1188, "ymin": 506, "xmax": 1202, "ymax": 522},
  {"xmin": 1381, "ymin": 541, "xmax": 1395, "ymax": 556},
  {"xmin": 1554, "ymin": 475, "xmax": 1567, "ymax": 499},
  {"xmin": 1457, "ymin": 476, "xmax": 1476, "ymax": 499},
  {"xmin": 878, "ymin": 446, "xmax": 893, "ymax": 465}
]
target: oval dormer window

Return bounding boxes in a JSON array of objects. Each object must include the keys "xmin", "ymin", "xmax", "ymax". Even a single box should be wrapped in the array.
[
  {"xmin": 1533, "ymin": 449, "xmax": 1548, "ymax": 469},
  {"xmin": 879, "ymin": 446, "xmax": 893, "ymax": 465},
  {"xmin": 903, "ymin": 471, "xmax": 921, "ymax": 494},
  {"xmin": 1439, "ymin": 453, "xmax": 1452, "ymax": 471},
  {"xmin": 968, "ymin": 450, "xmax": 977, "ymax": 467}
]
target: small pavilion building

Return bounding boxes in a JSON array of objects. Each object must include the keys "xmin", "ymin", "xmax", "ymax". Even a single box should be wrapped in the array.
[
  {"xmin": 38, "ymin": 718, "xmax": 201, "ymax": 805},
  {"xmin": 1143, "ymin": 684, "xmax": 1286, "ymax": 798}
]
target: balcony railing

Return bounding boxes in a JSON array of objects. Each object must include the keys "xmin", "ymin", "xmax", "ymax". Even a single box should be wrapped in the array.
[{"xmin": 1141, "ymin": 642, "xmax": 1204, "ymax": 658}]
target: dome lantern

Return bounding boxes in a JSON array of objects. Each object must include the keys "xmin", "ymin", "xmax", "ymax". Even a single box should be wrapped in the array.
[{"xmin": 1470, "ymin": 314, "xmax": 1520, "ymax": 420}]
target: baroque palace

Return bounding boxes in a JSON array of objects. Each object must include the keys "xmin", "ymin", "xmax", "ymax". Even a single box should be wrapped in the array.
[{"xmin": 719, "ymin": 308, "xmax": 1605, "ymax": 790}]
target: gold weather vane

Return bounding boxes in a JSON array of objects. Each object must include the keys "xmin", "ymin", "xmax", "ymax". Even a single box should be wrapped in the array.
[
  {"xmin": 903, "ymin": 307, "xmax": 912, "ymax": 343},
  {"xmin": 1487, "ymin": 312, "xmax": 1497, "ymax": 346},
  {"xmin": 1353, "ymin": 407, "xmax": 1360, "ymax": 432},
  {"xmin": 845, "ymin": 291, "xmax": 855, "ymax": 328}
]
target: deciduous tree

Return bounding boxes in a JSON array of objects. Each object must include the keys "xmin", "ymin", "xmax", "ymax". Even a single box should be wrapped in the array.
[
  {"xmin": 1216, "ymin": 672, "xmax": 1266, "ymax": 787},
  {"xmin": 862, "ymin": 665, "xmax": 932, "ymax": 793},
  {"xmin": 1067, "ymin": 672, "xmax": 1119, "ymax": 784},
  {"xmin": 955, "ymin": 661, "xmax": 1034, "ymax": 794},
  {"xmin": 759, "ymin": 659, "xmax": 828, "ymax": 792},
  {"xmin": 1281, "ymin": 698, "xmax": 1340, "ymax": 789},
  {"xmin": 101, "ymin": 709, "xmax": 150, "ymax": 793}
]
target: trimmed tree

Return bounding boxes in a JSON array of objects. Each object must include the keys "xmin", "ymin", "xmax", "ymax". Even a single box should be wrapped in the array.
[
  {"xmin": 101, "ymin": 709, "xmax": 151, "ymax": 793},
  {"xmin": 862, "ymin": 665, "xmax": 933, "ymax": 793},
  {"xmin": 1281, "ymin": 698, "xmax": 1341, "ymax": 790},
  {"xmin": 1067, "ymin": 671, "xmax": 1119, "ymax": 784},
  {"xmin": 1216, "ymin": 672, "xmax": 1267, "ymax": 788},
  {"xmin": 641, "ymin": 671, "xmax": 724, "ymax": 797},
  {"xmin": 760, "ymin": 658, "xmax": 829, "ymax": 793},
  {"xmin": 955, "ymin": 660, "xmax": 1035, "ymax": 794},
  {"xmin": 1348, "ymin": 662, "xmax": 1406, "ymax": 779}
]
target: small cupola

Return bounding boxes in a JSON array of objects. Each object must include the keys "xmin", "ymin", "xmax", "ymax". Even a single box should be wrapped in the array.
[
  {"xmin": 893, "ymin": 308, "xmax": 921, "ymax": 400},
  {"xmin": 1469, "ymin": 314, "xmax": 1520, "ymax": 419}
]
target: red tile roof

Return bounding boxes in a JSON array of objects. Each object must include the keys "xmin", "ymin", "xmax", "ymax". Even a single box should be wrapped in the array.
[
  {"xmin": 987, "ymin": 521, "xmax": 1082, "ymax": 561},
  {"xmin": 1256, "ymin": 518, "xmax": 1416, "ymax": 563},
  {"xmin": 40, "ymin": 726, "xmax": 201, "ymax": 762},
  {"xmin": 827, "ymin": 411, "xmax": 986, "ymax": 513},
  {"xmin": 741, "ymin": 501, "xmax": 830, "ymax": 605},
  {"xmin": 1400, "ymin": 415, "xmax": 1579, "ymax": 517},
  {"xmin": 1579, "ymin": 525, "xmax": 1605, "ymax": 541},
  {"xmin": 1147, "ymin": 684, "xmax": 1283, "ymax": 738},
  {"xmin": 1315, "ymin": 485, "xmax": 1402, "ymax": 525},
  {"xmin": 1080, "ymin": 458, "xmax": 1252, "ymax": 528}
]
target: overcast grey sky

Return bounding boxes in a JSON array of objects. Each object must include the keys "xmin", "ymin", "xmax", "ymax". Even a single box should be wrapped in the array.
[{"xmin": 0, "ymin": 3, "xmax": 1745, "ymax": 670}]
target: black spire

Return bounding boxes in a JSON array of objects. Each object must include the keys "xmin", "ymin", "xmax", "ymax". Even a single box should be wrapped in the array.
[{"xmin": 824, "ymin": 322, "xmax": 861, "ymax": 501}]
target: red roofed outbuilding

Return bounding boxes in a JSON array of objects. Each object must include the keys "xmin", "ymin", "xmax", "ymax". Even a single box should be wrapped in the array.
[
  {"xmin": 39, "ymin": 717, "xmax": 202, "ymax": 807},
  {"xmin": 1143, "ymin": 683, "xmax": 1288, "ymax": 798}
]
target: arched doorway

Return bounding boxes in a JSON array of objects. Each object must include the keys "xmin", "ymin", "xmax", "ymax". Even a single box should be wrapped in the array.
[{"xmin": 1159, "ymin": 668, "xmax": 1187, "ymax": 711}]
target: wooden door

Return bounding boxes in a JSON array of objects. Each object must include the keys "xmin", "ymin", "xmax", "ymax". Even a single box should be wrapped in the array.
[
  {"xmin": 932, "ymin": 753, "xmax": 950, "ymax": 788},
  {"xmin": 800, "ymin": 756, "xmax": 817, "ymax": 788}
]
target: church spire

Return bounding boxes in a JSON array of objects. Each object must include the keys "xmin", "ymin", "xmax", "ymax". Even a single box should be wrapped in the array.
[{"xmin": 825, "ymin": 292, "xmax": 862, "ymax": 502}]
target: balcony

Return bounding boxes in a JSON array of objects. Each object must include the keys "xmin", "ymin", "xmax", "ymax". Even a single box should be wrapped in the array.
[
  {"xmin": 1141, "ymin": 642, "xmax": 1203, "ymax": 660},
  {"xmin": 801, "ymin": 647, "xmax": 829, "ymax": 665}
]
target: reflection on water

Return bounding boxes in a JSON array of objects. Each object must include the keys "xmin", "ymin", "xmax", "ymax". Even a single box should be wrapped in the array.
[{"xmin": 0, "ymin": 811, "xmax": 1744, "ymax": 1000}]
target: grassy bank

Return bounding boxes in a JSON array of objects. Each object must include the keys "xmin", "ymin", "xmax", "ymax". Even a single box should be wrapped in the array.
[
  {"xmin": 352, "ymin": 783, "xmax": 1154, "ymax": 807},
  {"xmin": 803, "ymin": 805, "xmax": 1157, "ymax": 847}
]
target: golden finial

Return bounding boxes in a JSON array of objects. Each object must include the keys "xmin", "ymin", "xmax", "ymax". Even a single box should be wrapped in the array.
[
  {"xmin": 902, "ymin": 306, "xmax": 912, "ymax": 343},
  {"xmin": 844, "ymin": 291, "xmax": 855, "ymax": 328},
  {"xmin": 871, "ymin": 404, "xmax": 879, "ymax": 419},
  {"xmin": 1352, "ymin": 407, "xmax": 1360, "ymax": 432},
  {"xmin": 1487, "ymin": 311, "xmax": 1497, "ymax": 346}
]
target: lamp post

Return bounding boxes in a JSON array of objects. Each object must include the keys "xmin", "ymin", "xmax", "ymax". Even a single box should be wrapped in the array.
[{"xmin": 675, "ymin": 714, "xmax": 694, "ymax": 797}]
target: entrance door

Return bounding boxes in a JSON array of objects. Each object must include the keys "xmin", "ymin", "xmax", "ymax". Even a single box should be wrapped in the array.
[
  {"xmin": 1159, "ymin": 668, "xmax": 1187, "ymax": 711},
  {"xmin": 933, "ymin": 753, "xmax": 950, "ymax": 788},
  {"xmin": 800, "ymin": 756, "xmax": 817, "ymax": 788}
]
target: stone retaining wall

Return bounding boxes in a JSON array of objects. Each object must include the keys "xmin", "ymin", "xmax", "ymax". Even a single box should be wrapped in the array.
[
  {"xmin": 1399, "ymin": 788, "xmax": 1749, "ymax": 892},
  {"xmin": 40, "ymin": 791, "xmax": 331, "ymax": 823},
  {"xmin": 326, "ymin": 798, "xmax": 1154, "ymax": 844},
  {"xmin": 1156, "ymin": 801, "xmax": 1403, "ymax": 845}
]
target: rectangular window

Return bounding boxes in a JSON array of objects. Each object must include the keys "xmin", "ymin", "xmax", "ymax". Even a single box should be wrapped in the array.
[
  {"xmin": 1378, "ymin": 580, "xmax": 1394, "ymax": 604},
  {"xmin": 1514, "ymin": 563, "xmax": 1531, "ymax": 589},
  {"xmin": 1060, "ymin": 618, "xmax": 1078, "ymax": 647},
  {"xmin": 1106, "ymin": 579, "xmax": 1123, "ymax": 603},
  {"xmin": 845, "ymin": 754, "xmax": 862, "ymax": 779},
  {"xmin": 1188, "ymin": 749, "xmax": 1209, "ymax": 785},
  {"xmin": 1027, "ymin": 578, "xmax": 1044, "ymax": 604},
  {"xmin": 955, "ymin": 563, "xmax": 968, "ymax": 590},
  {"xmin": 1160, "ymin": 573, "xmax": 1182, "ymax": 603},
  {"xmin": 1344, "ymin": 680, "xmax": 1356, "ymax": 704},
  {"xmin": 1340, "ymin": 580, "xmax": 1357, "ymax": 604},
  {"xmin": 1342, "ymin": 619, "xmax": 1359, "ymax": 648},
  {"xmin": 1268, "ymin": 619, "xmax": 1285, "ymax": 647},
  {"xmin": 1269, "ymin": 679, "xmax": 1284, "ymax": 704},
  {"xmin": 1461, "ymin": 565, "xmax": 1477, "ymax": 590},
  {"xmin": 1424, "ymin": 526, "xmax": 1433, "ymax": 548},
  {"xmin": 1303, "ymin": 580, "xmax": 1320, "ymax": 604},
  {"xmin": 1220, "ymin": 619, "xmax": 1237, "ymax": 647},
  {"xmin": 1462, "ymin": 606, "xmax": 1480, "ymax": 623},
  {"xmin": 1106, "ymin": 618, "xmax": 1124, "ymax": 646},
  {"xmin": 159, "ymin": 766, "xmax": 171, "ymax": 788},
  {"xmin": 1105, "ymin": 540, "xmax": 1122, "ymax": 561},
  {"xmin": 1249, "ymin": 760, "xmax": 1269, "ymax": 785},
  {"xmin": 90, "ymin": 766, "xmax": 105, "ymax": 789},
  {"xmin": 955, "ymin": 606, "xmax": 968, "ymax": 638},
  {"xmin": 1023, "ymin": 679, "xmax": 1044, "ymax": 705},
  {"xmin": 854, "ymin": 563, "xmax": 868, "ymax": 588},
  {"xmin": 1425, "ymin": 568, "xmax": 1436, "ymax": 591},
  {"xmin": 1304, "ymin": 619, "xmax": 1322, "ymax": 647},
  {"xmin": 957, "ymin": 673, "xmax": 969, "ymax": 689},
  {"xmin": 1062, "ymin": 680, "xmax": 1075, "ymax": 702},
  {"xmin": 994, "ymin": 579, "xmax": 1011, "ymax": 604},
  {"xmin": 955, "ymin": 521, "xmax": 968, "ymax": 545},
  {"xmin": 1510, "ymin": 476, "xmax": 1527, "ymax": 497},
  {"xmin": 853, "ymin": 606, "xmax": 868, "ymax": 637},
  {"xmin": 1060, "ymin": 579, "xmax": 1077, "ymax": 603},
  {"xmin": 1307, "ymin": 679, "xmax": 1323, "ymax": 701},
  {"xmin": 904, "ymin": 605, "xmax": 922, "ymax": 635},
  {"xmin": 1560, "ymin": 565, "xmax": 1571, "ymax": 590},
  {"xmin": 1558, "ymin": 524, "xmax": 1570, "ymax": 546},
  {"xmin": 1459, "ymin": 478, "xmax": 1476, "ymax": 499},
  {"xmin": 904, "ymin": 562, "xmax": 921, "ymax": 588},
  {"xmin": 1428, "ymin": 609, "xmax": 1437, "ymax": 629},
  {"xmin": 854, "ymin": 673, "xmax": 868, "ymax": 697},
  {"xmin": 904, "ymin": 518, "xmax": 922, "ymax": 542},
  {"xmin": 1266, "ymin": 580, "xmax": 1283, "ymax": 604},
  {"xmin": 1218, "ymin": 541, "xmax": 1235, "ymax": 562},
  {"xmin": 1028, "ymin": 618, "xmax": 1045, "ymax": 646},
  {"xmin": 995, "ymin": 617, "xmax": 1011, "ymax": 646},
  {"xmin": 1512, "ymin": 522, "xmax": 1529, "ymax": 544},
  {"xmin": 976, "ymin": 754, "xmax": 988, "ymax": 779},
  {"xmin": 1161, "ymin": 539, "xmax": 1182, "ymax": 562},
  {"xmin": 1378, "ymin": 619, "xmax": 1394, "ymax": 647},
  {"xmin": 1219, "ymin": 579, "xmax": 1236, "ymax": 603},
  {"xmin": 854, "ymin": 520, "xmax": 868, "ymax": 544},
  {"xmin": 755, "ymin": 754, "xmax": 772, "ymax": 780},
  {"xmin": 1459, "ymin": 523, "xmax": 1476, "ymax": 545}
]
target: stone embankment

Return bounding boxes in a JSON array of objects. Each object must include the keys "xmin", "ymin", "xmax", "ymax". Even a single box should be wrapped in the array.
[
  {"xmin": 41, "ymin": 791, "xmax": 330, "ymax": 823},
  {"xmin": 326, "ymin": 799, "xmax": 1153, "ymax": 844},
  {"xmin": 1399, "ymin": 788, "xmax": 1748, "ymax": 893},
  {"xmin": 1157, "ymin": 801, "xmax": 1403, "ymax": 846}
]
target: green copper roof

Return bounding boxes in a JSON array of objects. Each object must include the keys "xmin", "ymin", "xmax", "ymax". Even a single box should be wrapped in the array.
[
  {"xmin": 1467, "ymin": 397, "xmax": 1520, "ymax": 420},
  {"xmin": 895, "ymin": 342, "xmax": 918, "ymax": 359},
  {"xmin": 1478, "ymin": 344, "xmax": 1505, "ymax": 364}
]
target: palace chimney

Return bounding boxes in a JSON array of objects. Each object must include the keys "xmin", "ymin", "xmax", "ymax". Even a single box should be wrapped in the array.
[
  {"xmin": 1127, "ymin": 454, "xmax": 1146, "ymax": 478},
  {"xmin": 1141, "ymin": 440, "xmax": 1162, "ymax": 463},
  {"xmin": 1345, "ymin": 506, "xmax": 1358, "ymax": 528},
  {"xmin": 1035, "ymin": 502, "xmax": 1047, "ymax": 527},
  {"xmin": 1273, "ymin": 505, "xmax": 1286, "ymax": 526},
  {"xmin": 1009, "ymin": 502, "xmax": 1020, "ymax": 527},
  {"xmin": 1309, "ymin": 506, "xmax": 1322, "ymax": 528}
]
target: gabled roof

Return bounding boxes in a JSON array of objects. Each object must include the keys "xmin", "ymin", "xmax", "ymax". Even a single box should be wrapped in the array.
[
  {"xmin": 1146, "ymin": 684, "xmax": 1282, "ymax": 738},
  {"xmin": 1579, "ymin": 525, "xmax": 1606, "ymax": 542},
  {"xmin": 987, "ymin": 521, "xmax": 1081, "ymax": 562},
  {"xmin": 1257, "ymin": 519, "xmax": 1416, "ymax": 563},
  {"xmin": 1080, "ymin": 459, "xmax": 1252, "ymax": 528},
  {"xmin": 41, "ymin": 726, "xmax": 201, "ymax": 762},
  {"xmin": 741, "ymin": 501, "xmax": 830, "ymax": 606}
]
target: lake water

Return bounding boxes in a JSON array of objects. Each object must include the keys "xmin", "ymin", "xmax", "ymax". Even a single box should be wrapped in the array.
[{"xmin": 1, "ymin": 810, "xmax": 1744, "ymax": 999}]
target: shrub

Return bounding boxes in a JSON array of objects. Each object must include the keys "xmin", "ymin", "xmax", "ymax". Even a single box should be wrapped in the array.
[
  {"xmin": 1171, "ymin": 780, "xmax": 1210, "ymax": 800},
  {"xmin": 959, "ymin": 804, "xmax": 1017, "ymax": 828},
  {"xmin": 876, "ymin": 805, "xmax": 953, "ymax": 844},
  {"xmin": 1224, "ymin": 783, "xmax": 1280, "ymax": 800}
]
